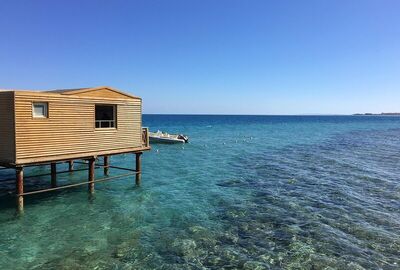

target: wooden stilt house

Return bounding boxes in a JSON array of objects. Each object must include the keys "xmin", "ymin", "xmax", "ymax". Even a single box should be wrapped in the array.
[{"xmin": 0, "ymin": 86, "xmax": 150, "ymax": 212}]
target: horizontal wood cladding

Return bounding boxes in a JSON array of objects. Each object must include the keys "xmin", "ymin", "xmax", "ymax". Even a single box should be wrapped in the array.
[
  {"xmin": 14, "ymin": 92, "xmax": 143, "ymax": 164},
  {"xmin": 0, "ymin": 92, "xmax": 16, "ymax": 163}
]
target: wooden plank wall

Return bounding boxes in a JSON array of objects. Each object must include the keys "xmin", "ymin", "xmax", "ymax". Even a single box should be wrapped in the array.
[
  {"xmin": 0, "ymin": 91, "xmax": 16, "ymax": 164},
  {"xmin": 14, "ymin": 92, "xmax": 142, "ymax": 164}
]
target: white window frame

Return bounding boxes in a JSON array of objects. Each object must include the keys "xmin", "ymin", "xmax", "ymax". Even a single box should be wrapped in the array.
[
  {"xmin": 32, "ymin": 102, "xmax": 48, "ymax": 118},
  {"xmin": 95, "ymin": 104, "xmax": 117, "ymax": 129}
]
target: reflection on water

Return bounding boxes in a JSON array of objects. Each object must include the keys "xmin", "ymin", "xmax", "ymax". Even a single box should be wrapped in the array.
[{"xmin": 0, "ymin": 115, "xmax": 399, "ymax": 269}]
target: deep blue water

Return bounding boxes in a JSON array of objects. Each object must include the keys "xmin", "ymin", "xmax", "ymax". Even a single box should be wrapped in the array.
[{"xmin": 0, "ymin": 115, "xmax": 399, "ymax": 269}]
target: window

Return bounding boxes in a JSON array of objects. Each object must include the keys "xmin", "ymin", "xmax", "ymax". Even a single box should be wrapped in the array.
[
  {"xmin": 95, "ymin": 105, "xmax": 116, "ymax": 128},
  {"xmin": 32, "ymin": 102, "xmax": 48, "ymax": 118}
]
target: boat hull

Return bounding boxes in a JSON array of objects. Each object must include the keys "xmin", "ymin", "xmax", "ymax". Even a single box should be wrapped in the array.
[{"xmin": 149, "ymin": 137, "xmax": 186, "ymax": 144}]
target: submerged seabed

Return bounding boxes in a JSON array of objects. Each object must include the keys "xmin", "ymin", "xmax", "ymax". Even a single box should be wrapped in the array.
[{"xmin": 0, "ymin": 115, "xmax": 399, "ymax": 270}]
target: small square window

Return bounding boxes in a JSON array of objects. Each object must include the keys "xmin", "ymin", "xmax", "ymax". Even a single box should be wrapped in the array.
[
  {"xmin": 95, "ymin": 105, "xmax": 116, "ymax": 128},
  {"xmin": 33, "ymin": 102, "xmax": 48, "ymax": 118}
]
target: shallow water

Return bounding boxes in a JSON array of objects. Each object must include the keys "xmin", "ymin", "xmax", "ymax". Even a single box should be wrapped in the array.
[{"xmin": 0, "ymin": 115, "xmax": 399, "ymax": 269}]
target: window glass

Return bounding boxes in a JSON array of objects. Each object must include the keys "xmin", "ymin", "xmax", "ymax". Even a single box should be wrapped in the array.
[
  {"xmin": 95, "ymin": 105, "xmax": 116, "ymax": 128},
  {"xmin": 33, "ymin": 102, "xmax": 48, "ymax": 118}
]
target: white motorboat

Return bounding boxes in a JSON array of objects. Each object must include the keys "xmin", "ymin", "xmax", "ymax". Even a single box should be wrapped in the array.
[{"xmin": 149, "ymin": 130, "xmax": 189, "ymax": 144}]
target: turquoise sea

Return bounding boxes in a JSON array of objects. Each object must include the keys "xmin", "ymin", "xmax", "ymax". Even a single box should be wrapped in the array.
[{"xmin": 0, "ymin": 115, "xmax": 399, "ymax": 269}]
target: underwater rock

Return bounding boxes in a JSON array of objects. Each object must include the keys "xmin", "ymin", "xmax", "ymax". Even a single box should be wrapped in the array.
[
  {"xmin": 171, "ymin": 239, "xmax": 198, "ymax": 258},
  {"xmin": 226, "ymin": 209, "xmax": 247, "ymax": 219},
  {"xmin": 204, "ymin": 255, "xmax": 224, "ymax": 267},
  {"xmin": 258, "ymin": 254, "xmax": 276, "ymax": 265},
  {"xmin": 187, "ymin": 225, "xmax": 218, "ymax": 249},
  {"xmin": 188, "ymin": 225, "xmax": 207, "ymax": 234},
  {"xmin": 219, "ymin": 231, "xmax": 239, "ymax": 245},
  {"xmin": 31, "ymin": 250, "xmax": 121, "ymax": 270},
  {"xmin": 346, "ymin": 262, "xmax": 366, "ymax": 270},
  {"xmin": 111, "ymin": 232, "xmax": 141, "ymax": 260},
  {"xmin": 113, "ymin": 240, "xmax": 138, "ymax": 260},
  {"xmin": 243, "ymin": 260, "xmax": 270, "ymax": 270},
  {"xmin": 216, "ymin": 178, "xmax": 245, "ymax": 187},
  {"xmin": 288, "ymin": 178, "xmax": 297, "ymax": 184}
]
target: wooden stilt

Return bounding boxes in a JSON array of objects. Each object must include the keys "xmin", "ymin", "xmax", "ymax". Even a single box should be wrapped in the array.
[
  {"xmin": 68, "ymin": 160, "xmax": 74, "ymax": 172},
  {"xmin": 16, "ymin": 167, "xmax": 24, "ymax": 213},
  {"xmin": 104, "ymin": 156, "xmax": 109, "ymax": 176},
  {"xmin": 51, "ymin": 163, "xmax": 57, "ymax": 187},
  {"xmin": 88, "ymin": 158, "xmax": 95, "ymax": 193},
  {"xmin": 5, "ymin": 149, "xmax": 148, "ymax": 209},
  {"xmin": 135, "ymin": 152, "xmax": 142, "ymax": 186}
]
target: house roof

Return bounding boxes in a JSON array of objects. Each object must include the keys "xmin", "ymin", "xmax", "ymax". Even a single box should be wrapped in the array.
[
  {"xmin": 0, "ymin": 86, "xmax": 140, "ymax": 99},
  {"xmin": 45, "ymin": 87, "xmax": 90, "ymax": 93},
  {"xmin": 45, "ymin": 86, "xmax": 139, "ymax": 99}
]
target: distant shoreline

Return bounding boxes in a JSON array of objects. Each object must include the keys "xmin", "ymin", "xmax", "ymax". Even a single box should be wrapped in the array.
[{"xmin": 353, "ymin": 113, "xmax": 400, "ymax": 116}]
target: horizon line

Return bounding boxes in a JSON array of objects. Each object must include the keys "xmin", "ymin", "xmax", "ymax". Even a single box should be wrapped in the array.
[
  {"xmin": 143, "ymin": 113, "xmax": 351, "ymax": 116},
  {"xmin": 142, "ymin": 113, "xmax": 400, "ymax": 116}
]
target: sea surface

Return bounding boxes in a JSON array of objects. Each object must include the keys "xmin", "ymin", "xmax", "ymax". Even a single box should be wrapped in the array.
[{"xmin": 0, "ymin": 115, "xmax": 399, "ymax": 270}]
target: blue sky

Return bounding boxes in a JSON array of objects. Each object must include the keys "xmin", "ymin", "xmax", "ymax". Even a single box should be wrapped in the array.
[{"xmin": 0, "ymin": 0, "xmax": 399, "ymax": 114}]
